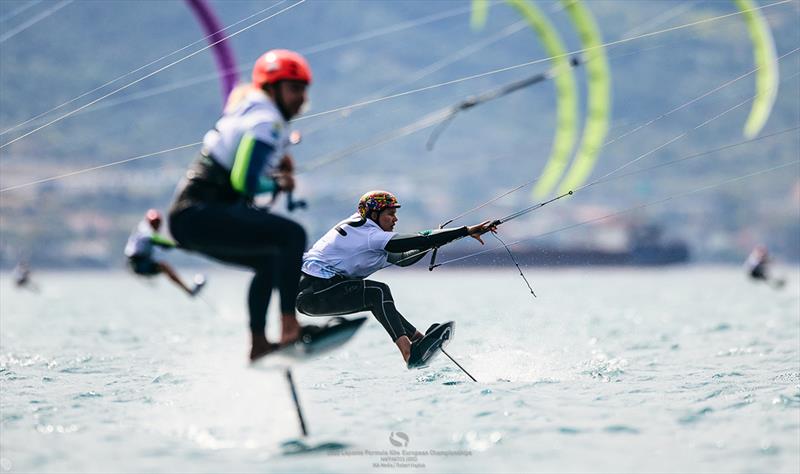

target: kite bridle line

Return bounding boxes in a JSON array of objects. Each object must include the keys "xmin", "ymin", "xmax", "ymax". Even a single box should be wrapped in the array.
[
  {"xmin": 425, "ymin": 56, "xmax": 582, "ymax": 151},
  {"xmin": 418, "ymin": 52, "xmax": 800, "ymax": 277},
  {"xmin": 475, "ymin": 190, "xmax": 577, "ymax": 298},
  {"xmin": 430, "ymin": 158, "xmax": 800, "ymax": 271},
  {"xmin": 410, "ymin": 125, "xmax": 799, "ymax": 273},
  {"xmin": 426, "ymin": 190, "xmax": 574, "ymax": 285},
  {"xmin": 412, "ymin": 119, "xmax": 799, "ymax": 287},
  {"xmin": 299, "ymin": 42, "xmax": 799, "ymax": 175},
  {"xmin": 0, "ymin": 0, "xmax": 308, "ymax": 151}
]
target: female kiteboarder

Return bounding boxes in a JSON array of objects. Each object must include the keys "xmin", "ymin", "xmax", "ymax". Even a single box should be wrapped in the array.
[{"xmin": 296, "ymin": 190, "xmax": 496, "ymax": 368}]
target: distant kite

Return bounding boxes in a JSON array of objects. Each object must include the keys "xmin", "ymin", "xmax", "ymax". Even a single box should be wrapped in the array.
[
  {"xmin": 188, "ymin": 0, "xmax": 776, "ymax": 187},
  {"xmin": 734, "ymin": 0, "xmax": 779, "ymax": 138},
  {"xmin": 185, "ymin": 0, "xmax": 238, "ymax": 106},
  {"xmin": 471, "ymin": 0, "xmax": 610, "ymax": 197},
  {"xmin": 555, "ymin": 0, "xmax": 610, "ymax": 195}
]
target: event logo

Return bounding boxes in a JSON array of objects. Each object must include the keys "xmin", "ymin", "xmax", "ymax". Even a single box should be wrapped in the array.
[{"xmin": 388, "ymin": 431, "xmax": 409, "ymax": 447}]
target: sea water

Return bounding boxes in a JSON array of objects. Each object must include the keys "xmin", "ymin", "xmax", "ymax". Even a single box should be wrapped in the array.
[{"xmin": 1, "ymin": 266, "xmax": 798, "ymax": 473}]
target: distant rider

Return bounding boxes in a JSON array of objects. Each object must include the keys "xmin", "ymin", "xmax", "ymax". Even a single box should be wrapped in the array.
[
  {"xmin": 12, "ymin": 261, "xmax": 38, "ymax": 292},
  {"xmin": 296, "ymin": 190, "xmax": 496, "ymax": 367},
  {"xmin": 13, "ymin": 261, "xmax": 30, "ymax": 287},
  {"xmin": 125, "ymin": 209, "xmax": 205, "ymax": 297},
  {"xmin": 168, "ymin": 49, "xmax": 310, "ymax": 361}
]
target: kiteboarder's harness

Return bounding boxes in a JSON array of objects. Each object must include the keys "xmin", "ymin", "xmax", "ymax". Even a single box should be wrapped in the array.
[
  {"xmin": 173, "ymin": 151, "xmax": 307, "ymax": 213},
  {"xmin": 172, "ymin": 152, "xmax": 243, "ymax": 211}
]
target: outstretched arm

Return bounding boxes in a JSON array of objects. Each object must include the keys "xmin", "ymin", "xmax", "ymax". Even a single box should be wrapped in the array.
[
  {"xmin": 383, "ymin": 221, "xmax": 497, "ymax": 254},
  {"xmin": 384, "ymin": 227, "xmax": 469, "ymax": 253},
  {"xmin": 150, "ymin": 233, "xmax": 177, "ymax": 249},
  {"xmin": 386, "ymin": 249, "xmax": 428, "ymax": 267}
]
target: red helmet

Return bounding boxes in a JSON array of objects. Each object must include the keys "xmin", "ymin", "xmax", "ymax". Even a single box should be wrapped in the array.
[
  {"xmin": 252, "ymin": 49, "xmax": 312, "ymax": 88},
  {"xmin": 145, "ymin": 209, "xmax": 162, "ymax": 228}
]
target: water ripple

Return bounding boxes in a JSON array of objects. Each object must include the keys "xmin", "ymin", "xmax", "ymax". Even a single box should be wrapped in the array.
[
  {"xmin": 604, "ymin": 425, "xmax": 640, "ymax": 434},
  {"xmin": 558, "ymin": 427, "xmax": 582, "ymax": 435},
  {"xmin": 679, "ymin": 407, "xmax": 714, "ymax": 424},
  {"xmin": 712, "ymin": 371, "xmax": 744, "ymax": 378},
  {"xmin": 708, "ymin": 323, "xmax": 732, "ymax": 332},
  {"xmin": 697, "ymin": 389, "xmax": 724, "ymax": 402},
  {"xmin": 583, "ymin": 353, "xmax": 627, "ymax": 382},
  {"xmin": 772, "ymin": 372, "xmax": 800, "ymax": 383},
  {"xmin": 151, "ymin": 372, "xmax": 184, "ymax": 384},
  {"xmin": 452, "ymin": 430, "xmax": 503, "ymax": 452},
  {"xmin": 74, "ymin": 391, "xmax": 102, "ymax": 399},
  {"xmin": 771, "ymin": 393, "xmax": 800, "ymax": 407}
]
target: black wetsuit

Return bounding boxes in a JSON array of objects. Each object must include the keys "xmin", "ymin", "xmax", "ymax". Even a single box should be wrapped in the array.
[
  {"xmin": 296, "ymin": 226, "xmax": 468, "ymax": 341},
  {"xmin": 169, "ymin": 153, "xmax": 306, "ymax": 333}
]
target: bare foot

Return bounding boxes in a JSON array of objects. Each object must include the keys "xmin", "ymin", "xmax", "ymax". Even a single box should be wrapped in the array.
[
  {"xmin": 396, "ymin": 335, "xmax": 412, "ymax": 363},
  {"xmin": 410, "ymin": 331, "xmax": 424, "ymax": 343},
  {"xmin": 280, "ymin": 314, "xmax": 301, "ymax": 345},
  {"xmin": 250, "ymin": 333, "xmax": 277, "ymax": 361}
]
